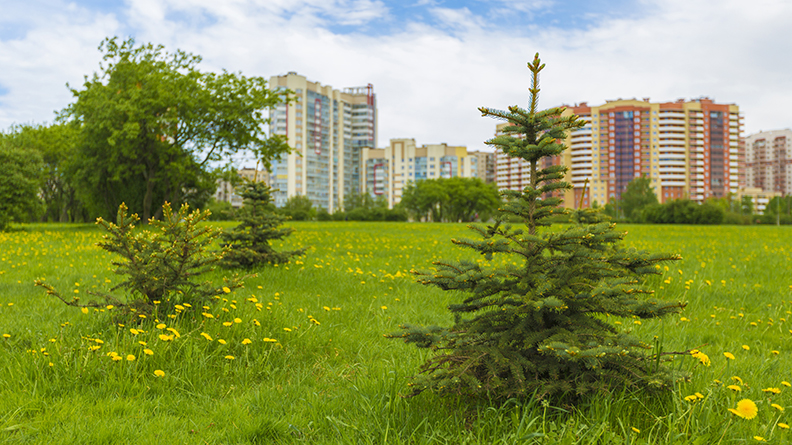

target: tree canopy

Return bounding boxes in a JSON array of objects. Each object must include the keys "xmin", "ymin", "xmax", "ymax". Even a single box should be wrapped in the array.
[
  {"xmin": 0, "ymin": 133, "xmax": 45, "ymax": 230},
  {"xmin": 399, "ymin": 177, "xmax": 500, "ymax": 222},
  {"xmin": 62, "ymin": 37, "xmax": 290, "ymax": 221},
  {"xmin": 620, "ymin": 175, "xmax": 658, "ymax": 221}
]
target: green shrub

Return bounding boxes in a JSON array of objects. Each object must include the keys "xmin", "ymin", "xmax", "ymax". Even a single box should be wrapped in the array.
[{"xmin": 36, "ymin": 202, "xmax": 244, "ymax": 318}]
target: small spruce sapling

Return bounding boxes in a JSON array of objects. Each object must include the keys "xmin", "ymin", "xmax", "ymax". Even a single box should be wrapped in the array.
[
  {"xmin": 36, "ymin": 202, "xmax": 244, "ymax": 318},
  {"xmin": 220, "ymin": 181, "xmax": 306, "ymax": 268},
  {"xmin": 390, "ymin": 54, "xmax": 686, "ymax": 400}
]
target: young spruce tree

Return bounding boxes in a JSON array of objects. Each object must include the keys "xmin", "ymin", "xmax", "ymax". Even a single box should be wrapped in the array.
[
  {"xmin": 392, "ymin": 54, "xmax": 686, "ymax": 400},
  {"xmin": 220, "ymin": 181, "xmax": 306, "ymax": 267}
]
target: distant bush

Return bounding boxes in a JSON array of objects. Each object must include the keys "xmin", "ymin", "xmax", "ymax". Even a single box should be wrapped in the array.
[{"xmin": 638, "ymin": 199, "xmax": 723, "ymax": 224}]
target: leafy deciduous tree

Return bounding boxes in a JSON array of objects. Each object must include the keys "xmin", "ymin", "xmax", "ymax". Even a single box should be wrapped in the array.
[
  {"xmin": 279, "ymin": 195, "xmax": 316, "ymax": 221},
  {"xmin": 620, "ymin": 175, "xmax": 658, "ymax": 221},
  {"xmin": 0, "ymin": 134, "xmax": 45, "ymax": 230},
  {"xmin": 400, "ymin": 177, "xmax": 500, "ymax": 222},
  {"xmin": 63, "ymin": 37, "xmax": 290, "ymax": 221}
]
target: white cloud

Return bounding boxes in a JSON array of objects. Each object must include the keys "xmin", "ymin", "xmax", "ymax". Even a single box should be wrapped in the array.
[{"xmin": 2, "ymin": 0, "xmax": 791, "ymax": 154}]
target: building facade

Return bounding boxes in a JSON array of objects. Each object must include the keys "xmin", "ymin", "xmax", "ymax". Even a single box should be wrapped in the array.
[
  {"xmin": 268, "ymin": 72, "xmax": 376, "ymax": 212},
  {"xmin": 495, "ymin": 97, "xmax": 743, "ymax": 208},
  {"xmin": 745, "ymin": 129, "xmax": 792, "ymax": 196},
  {"xmin": 361, "ymin": 139, "xmax": 487, "ymax": 208}
]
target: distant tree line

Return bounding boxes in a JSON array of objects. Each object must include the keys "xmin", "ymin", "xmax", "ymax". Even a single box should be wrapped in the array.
[
  {"xmin": 272, "ymin": 177, "xmax": 501, "ymax": 223},
  {"xmin": 597, "ymin": 176, "xmax": 790, "ymax": 225}
]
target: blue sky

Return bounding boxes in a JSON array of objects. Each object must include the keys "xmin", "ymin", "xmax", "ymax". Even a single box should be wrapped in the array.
[{"xmin": 2, "ymin": 0, "xmax": 791, "ymax": 161}]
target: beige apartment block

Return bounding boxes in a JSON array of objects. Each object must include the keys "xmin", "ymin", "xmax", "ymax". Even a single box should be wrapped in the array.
[
  {"xmin": 735, "ymin": 187, "xmax": 781, "ymax": 214},
  {"xmin": 745, "ymin": 129, "xmax": 792, "ymax": 197},
  {"xmin": 361, "ymin": 139, "xmax": 487, "ymax": 208},
  {"xmin": 268, "ymin": 72, "xmax": 376, "ymax": 212},
  {"xmin": 494, "ymin": 97, "xmax": 743, "ymax": 208}
]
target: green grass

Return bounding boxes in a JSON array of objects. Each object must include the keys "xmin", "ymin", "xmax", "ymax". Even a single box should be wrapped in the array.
[{"xmin": 1, "ymin": 221, "xmax": 791, "ymax": 444}]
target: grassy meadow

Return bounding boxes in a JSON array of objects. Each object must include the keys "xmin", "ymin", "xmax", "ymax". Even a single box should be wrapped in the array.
[{"xmin": 1, "ymin": 221, "xmax": 791, "ymax": 444}]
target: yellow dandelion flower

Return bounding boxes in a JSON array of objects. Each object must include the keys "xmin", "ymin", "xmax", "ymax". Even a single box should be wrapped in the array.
[
  {"xmin": 143, "ymin": 349, "xmax": 154, "ymax": 356},
  {"xmin": 754, "ymin": 437, "xmax": 764, "ymax": 442},
  {"xmin": 727, "ymin": 385, "xmax": 742, "ymax": 392},
  {"xmin": 262, "ymin": 338, "xmax": 277, "ymax": 342},
  {"xmin": 81, "ymin": 307, "xmax": 89, "ymax": 314},
  {"xmin": 724, "ymin": 352, "xmax": 735, "ymax": 360},
  {"xmin": 202, "ymin": 312, "xmax": 214, "ymax": 318},
  {"xmin": 218, "ymin": 339, "xmax": 227, "ymax": 345},
  {"xmin": 166, "ymin": 328, "xmax": 180, "ymax": 338},
  {"xmin": 763, "ymin": 388, "xmax": 781, "ymax": 394},
  {"xmin": 222, "ymin": 322, "xmax": 233, "ymax": 327},
  {"xmin": 224, "ymin": 355, "xmax": 235, "ymax": 360},
  {"xmin": 158, "ymin": 334, "xmax": 174, "ymax": 342},
  {"xmin": 692, "ymin": 351, "xmax": 710, "ymax": 366},
  {"xmin": 156, "ymin": 323, "xmax": 166, "ymax": 329},
  {"xmin": 743, "ymin": 345, "xmax": 750, "ymax": 351},
  {"xmin": 684, "ymin": 394, "xmax": 698, "ymax": 402},
  {"xmin": 381, "ymin": 306, "xmax": 388, "ymax": 310},
  {"xmin": 2, "ymin": 334, "xmax": 10, "ymax": 339},
  {"xmin": 242, "ymin": 338, "xmax": 252, "ymax": 345},
  {"xmin": 695, "ymin": 392, "xmax": 704, "ymax": 399},
  {"xmin": 126, "ymin": 354, "xmax": 135, "ymax": 361},
  {"xmin": 779, "ymin": 423, "xmax": 790, "ymax": 429},
  {"xmin": 234, "ymin": 318, "xmax": 242, "ymax": 324},
  {"xmin": 772, "ymin": 403, "xmax": 784, "ymax": 411},
  {"xmin": 154, "ymin": 369, "xmax": 165, "ymax": 377},
  {"xmin": 222, "ymin": 287, "xmax": 231, "ymax": 293},
  {"xmin": 631, "ymin": 427, "xmax": 640, "ymax": 433},
  {"xmin": 783, "ymin": 381, "xmax": 791, "ymax": 387},
  {"xmin": 129, "ymin": 328, "xmax": 140, "ymax": 335},
  {"xmin": 283, "ymin": 327, "xmax": 292, "ymax": 332},
  {"xmin": 200, "ymin": 332, "xmax": 213, "ymax": 341},
  {"xmin": 772, "ymin": 350, "xmax": 780, "ymax": 355},
  {"xmin": 111, "ymin": 355, "xmax": 123, "ymax": 362},
  {"xmin": 732, "ymin": 376, "xmax": 744, "ymax": 385},
  {"xmin": 730, "ymin": 399, "xmax": 758, "ymax": 419},
  {"xmin": 138, "ymin": 341, "xmax": 147, "ymax": 346}
]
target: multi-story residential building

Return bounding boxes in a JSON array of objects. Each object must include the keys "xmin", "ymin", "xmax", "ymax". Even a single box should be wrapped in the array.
[
  {"xmin": 494, "ymin": 97, "xmax": 743, "ymax": 208},
  {"xmin": 361, "ymin": 139, "xmax": 485, "ymax": 208},
  {"xmin": 268, "ymin": 72, "xmax": 376, "ymax": 212},
  {"xmin": 735, "ymin": 187, "xmax": 781, "ymax": 214},
  {"xmin": 472, "ymin": 150, "xmax": 497, "ymax": 183},
  {"xmin": 745, "ymin": 129, "xmax": 792, "ymax": 196}
]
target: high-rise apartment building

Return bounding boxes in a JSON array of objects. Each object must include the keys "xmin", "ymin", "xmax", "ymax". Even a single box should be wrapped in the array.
[
  {"xmin": 268, "ymin": 72, "xmax": 376, "ymax": 212},
  {"xmin": 495, "ymin": 98, "xmax": 743, "ymax": 207},
  {"xmin": 745, "ymin": 129, "xmax": 792, "ymax": 196},
  {"xmin": 361, "ymin": 139, "xmax": 486, "ymax": 208}
]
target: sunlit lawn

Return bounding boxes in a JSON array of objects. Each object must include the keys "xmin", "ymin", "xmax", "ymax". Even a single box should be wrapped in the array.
[{"xmin": 0, "ymin": 221, "xmax": 791, "ymax": 444}]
